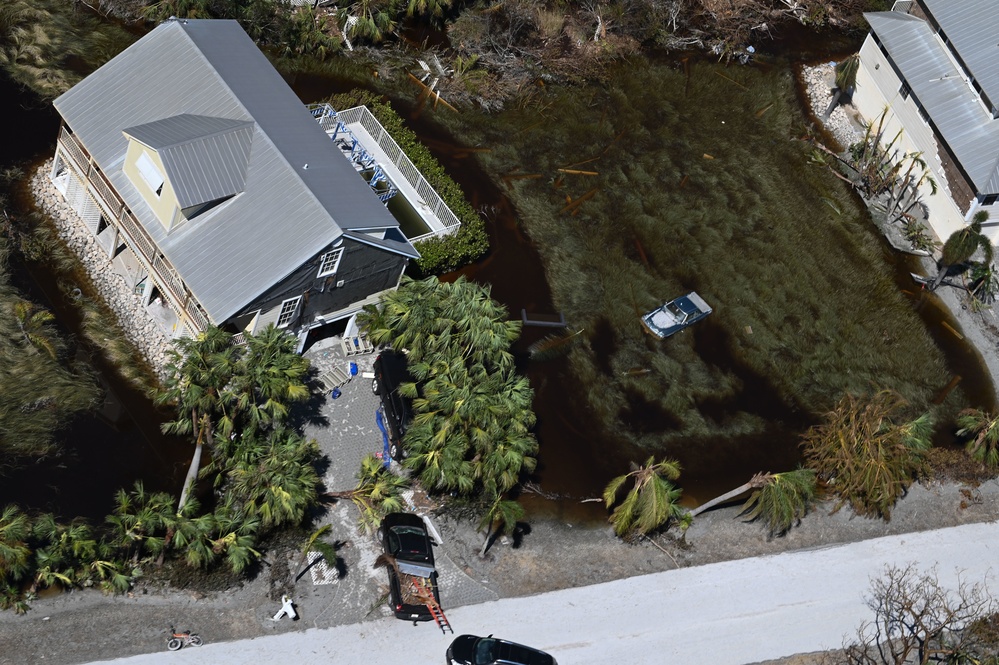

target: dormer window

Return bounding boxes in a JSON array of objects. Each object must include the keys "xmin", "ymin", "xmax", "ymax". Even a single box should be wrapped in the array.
[
  {"xmin": 136, "ymin": 152, "xmax": 164, "ymax": 197},
  {"xmin": 317, "ymin": 248, "xmax": 343, "ymax": 277}
]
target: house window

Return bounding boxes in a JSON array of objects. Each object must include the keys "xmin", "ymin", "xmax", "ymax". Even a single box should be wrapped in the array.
[
  {"xmin": 317, "ymin": 248, "xmax": 344, "ymax": 277},
  {"xmin": 136, "ymin": 152, "xmax": 164, "ymax": 197},
  {"xmin": 899, "ymin": 81, "xmax": 911, "ymax": 100},
  {"xmin": 276, "ymin": 296, "xmax": 301, "ymax": 328}
]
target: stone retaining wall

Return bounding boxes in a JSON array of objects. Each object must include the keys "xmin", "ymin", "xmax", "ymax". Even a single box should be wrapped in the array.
[{"xmin": 31, "ymin": 160, "xmax": 172, "ymax": 376}]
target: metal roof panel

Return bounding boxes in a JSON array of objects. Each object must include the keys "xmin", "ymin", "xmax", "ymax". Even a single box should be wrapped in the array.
[
  {"xmin": 866, "ymin": 11, "xmax": 999, "ymax": 194},
  {"xmin": 921, "ymin": 0, "xmax": 999, "ymax": 108}
]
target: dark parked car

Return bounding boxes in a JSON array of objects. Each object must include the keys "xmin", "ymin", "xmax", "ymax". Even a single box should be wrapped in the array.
[
  {"xmin": 372, "ymin": 350, "xmax": 414, "ymax": 461},
  {"xmin": 380, "ymin": 512, "xmax": 440, "ymax": 623},
  {"xmin": 447, "ymin": 634, "xmax": 557, "ymax": 665}
]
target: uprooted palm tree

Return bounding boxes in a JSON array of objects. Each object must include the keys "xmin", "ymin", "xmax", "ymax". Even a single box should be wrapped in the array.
[
  {"xmin": 956, "ymin": 408, "xmax": 999, "ymax": 468},
  {"xmin": 325, "ymin": 454, "xmax": 408, "ymax": 532},
  {"xmin": 293, "ymin": 525, "xmax": 339, "ymax": 582},
  {"xmin": 931, "ymin": 211, "xmax": 993, "ymax": 291},
  {"xmin": 478, "ymin": 494, "xmax": 524, "ymax": 557},
  {"xmin": 822, "ymin": 54, "xmax": 859, "ymax": 121},
  {"xmin": 687, "ymin": 468, "xmax": 818, "ymax": 537},
  {"xmin": 801, "ymin": 390, "xmax": 932, "ymax": 520},
  {"xmin": 965, "ymin": 260, "xmax": 999, "ymax": 311},
  {"xmin": 603, "ymin": 457, "xmax": 688, "ymax": 538},
  {"xmin": 11, "ymin": 300, "xmax": 57, "ymax": 359}
]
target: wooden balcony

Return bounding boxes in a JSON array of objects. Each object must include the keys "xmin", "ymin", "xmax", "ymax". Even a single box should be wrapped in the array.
[
  {"xmin": 56, "ymin": 127, "xmax": 210, "ymax": 334},
  {"xmin": 58, "ymin": 127, "xmax": 89, "ymax": 177}
]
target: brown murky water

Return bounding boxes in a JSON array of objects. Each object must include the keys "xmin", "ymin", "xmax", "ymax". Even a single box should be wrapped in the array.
[{"xmin": 0, "ymin": 73, "xmax": 190, "ymax": 520}]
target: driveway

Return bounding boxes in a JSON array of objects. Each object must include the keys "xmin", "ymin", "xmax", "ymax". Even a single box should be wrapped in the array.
[
  {"xmin": 286, "ymin": 338, "xmax": 498, "ymax": 629},
  {"xmin": 92, "ymin": 520, "xmax": 999, "ymax": 665}
]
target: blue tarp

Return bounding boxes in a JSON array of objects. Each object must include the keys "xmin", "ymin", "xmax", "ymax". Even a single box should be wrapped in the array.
[{"xmin": 375, "ymin": 407, "xmax": 391, "ymax": 468}]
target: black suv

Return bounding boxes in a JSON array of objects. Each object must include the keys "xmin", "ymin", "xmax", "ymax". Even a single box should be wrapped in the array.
[
  {"xmin": 372, "ymin": 350, "xmax": 414, "ymax": 461},
  {"xmin": 446, "ymin": 634, "xmax": 557, "ymax": 665},
  {"xmin": 379, "ymin": 512, "xmax": 440, "ymax": 622}
]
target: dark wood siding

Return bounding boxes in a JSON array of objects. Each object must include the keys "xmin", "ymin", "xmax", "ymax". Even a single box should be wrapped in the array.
[{"xmin": 234, "ymin": 237, "xmax": 405, "ymax": 328}]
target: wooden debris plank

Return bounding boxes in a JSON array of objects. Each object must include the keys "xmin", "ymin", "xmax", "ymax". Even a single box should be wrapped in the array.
[{"xmin": 558, "ymin": 187, "xmax": 598, "ymax": 214}]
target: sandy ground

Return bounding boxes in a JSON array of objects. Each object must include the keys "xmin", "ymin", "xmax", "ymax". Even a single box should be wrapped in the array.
[
  {"xmin": 2, "ymin": 475, "xmax": 998, "ymax": 665},
  {"xmin": 5, "ymin": 66, "xmax": 999, "ymax": 665}
]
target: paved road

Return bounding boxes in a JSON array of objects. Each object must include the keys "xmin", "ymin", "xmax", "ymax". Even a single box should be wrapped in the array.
[{"xmin": 95, "ymin": 521, "xmax": 998, "ymax": 665}]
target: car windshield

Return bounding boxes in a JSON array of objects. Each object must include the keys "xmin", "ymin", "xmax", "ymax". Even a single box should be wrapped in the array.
[
  {"xmin": 474, "ymin": 638, "xmax": 497, "ymax": 665},
  {"xmin": 389, "ymin": 526, "xmax": 428, "ymax": 556},
  {"xmin": 665, "ymin": 301, "xmax": 687, "ymax": 321}
]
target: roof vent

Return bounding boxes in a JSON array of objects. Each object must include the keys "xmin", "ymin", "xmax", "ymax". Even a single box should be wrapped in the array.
[{"xmin": 303, "ymin": 163, "xmax": 309, "ymax": 170}]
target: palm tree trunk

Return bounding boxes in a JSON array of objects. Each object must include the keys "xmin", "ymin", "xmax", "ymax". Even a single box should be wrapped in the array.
[
  {"xmin": 687, "ymin": 482, "xmax": 754, "ymax": 518},
  {"xmin": 156, "ymin": 527, "xmax": 174, "ymax": 568},
  {"xmin": 821, "ymin": 89, "xmax": 842, "ymax": 121},
  {"xmin": 176, "ymin": 410, "xmax": 205, "ymax": 515},
  {"xmin": 930, "ymin": 265, "xmax": 949, "ymax": 291},
  {"xmin": 479, "ymin": 522, "xmax": 495, "ymax": 558}
]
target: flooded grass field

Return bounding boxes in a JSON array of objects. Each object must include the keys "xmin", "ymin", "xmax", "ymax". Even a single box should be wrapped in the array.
[
  {"xmin": 432, "ymin": 55, "xmax": 969, "ymax": 502},
  {"xmin": 4, "ymin": 30, "xmax": 992, "ymax": 520}
]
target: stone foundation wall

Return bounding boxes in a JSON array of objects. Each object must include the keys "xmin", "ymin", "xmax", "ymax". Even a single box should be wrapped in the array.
[{"xmin": 31, "ymin": 160, "xmax": 173, "ymax": 377}]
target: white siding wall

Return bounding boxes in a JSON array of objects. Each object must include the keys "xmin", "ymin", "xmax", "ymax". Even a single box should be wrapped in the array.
[
  {"xmin": 854, "ymin": 35, "xmax": 973, "ymax": 243},
  {"xmin": 973, "ymin": 201, "xmax": 999, "ymax": 231}
]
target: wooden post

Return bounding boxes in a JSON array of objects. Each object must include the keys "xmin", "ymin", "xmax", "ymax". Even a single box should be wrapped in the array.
[{"xmin": 933, "ymin": 375, "xmax": 962, "ymax": 405}]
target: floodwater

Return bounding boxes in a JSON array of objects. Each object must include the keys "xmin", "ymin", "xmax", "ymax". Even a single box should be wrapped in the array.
[
  {"xmin": 0, "ymin": 72, "xmax": 190, "ymax": 520},
  {"xmin": 2, "ymin": 27, "xmax": 995, "ymax": 524},
  {"xmin": 342, "ymin": 47, "xmax": 998, "ymax": 517}
]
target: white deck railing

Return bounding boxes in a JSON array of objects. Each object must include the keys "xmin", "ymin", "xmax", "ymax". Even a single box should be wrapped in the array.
[{"xmin": 308, "ymin": 103, "xmax": 462, "ymax": 238}]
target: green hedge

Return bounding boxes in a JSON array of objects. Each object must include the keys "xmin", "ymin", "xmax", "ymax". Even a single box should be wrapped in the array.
[{"xmin": 324, "ymin": 91, "xmax": 489, "ymax": 275}]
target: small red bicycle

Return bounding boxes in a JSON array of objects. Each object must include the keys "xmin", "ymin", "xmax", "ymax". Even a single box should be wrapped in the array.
[{"xmin": 167, "ymin": 626, "xmax": 203, "ymax": 651}]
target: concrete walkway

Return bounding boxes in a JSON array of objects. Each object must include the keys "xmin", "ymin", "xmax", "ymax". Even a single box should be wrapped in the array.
[
  {"xmin": 94, "ymin": 520, "xmax": 999, "ymax": 665},
  {"xmin": 275, "ymin": 338, "xmax": 497, "ymax": 630}
]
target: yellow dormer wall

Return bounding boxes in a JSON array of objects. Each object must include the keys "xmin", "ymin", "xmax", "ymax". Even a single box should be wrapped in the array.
[{"xmin": 123, "ymin": 139, "xmax": 180, "ymax": 231}]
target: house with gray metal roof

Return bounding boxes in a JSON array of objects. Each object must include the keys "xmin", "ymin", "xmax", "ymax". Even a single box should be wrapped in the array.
[
  {"xmin": 49, "ymin": 18, "xmax": 419, "ymax": 346},
  {"xmin": 853, "ymin": 0, "xmax": 999, "ymax": 244}
]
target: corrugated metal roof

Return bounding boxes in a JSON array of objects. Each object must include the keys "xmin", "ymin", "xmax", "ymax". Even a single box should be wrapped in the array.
[
  {"xmin": 53, "ymin": 19, "xmax": 415, "ymax": 324},
  {"xmin": 124, "ymin": 114, "xmax": 255, "ymax": 208},
  {"xmin": 921, "ymin": 0, "xmax": 999, "ymax": 109},
  {"xmin": 866, "ymin": 11, "xmax": 999, "ymax": 195}
]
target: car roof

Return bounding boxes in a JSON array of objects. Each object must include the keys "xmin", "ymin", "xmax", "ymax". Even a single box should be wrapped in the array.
[
  {"xmin": 489, "ymin": 638, "xmax": 554, "ymax": 665},
  {"xmin": 382, "ymin": 512, "xmax": 426, "ymax": 530}
]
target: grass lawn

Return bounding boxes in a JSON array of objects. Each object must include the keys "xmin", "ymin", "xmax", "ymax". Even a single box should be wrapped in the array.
[{"xmin": 433, "ymin": 56, "xmax": 956, "ymax": 464}]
